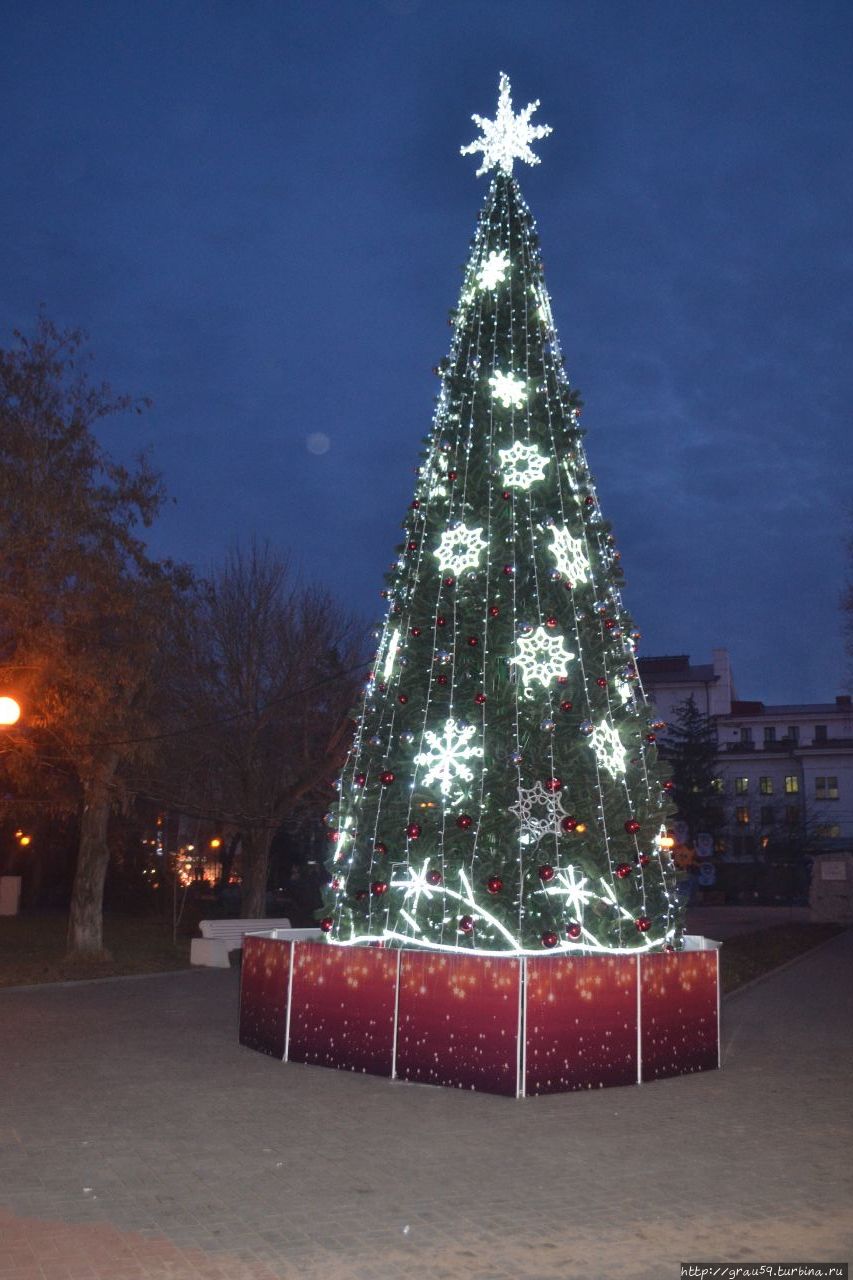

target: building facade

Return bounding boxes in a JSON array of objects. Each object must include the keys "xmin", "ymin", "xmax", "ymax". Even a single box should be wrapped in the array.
[{"xmin": 637, "ymin": 651, "xmax": 853, "ymax": 874}]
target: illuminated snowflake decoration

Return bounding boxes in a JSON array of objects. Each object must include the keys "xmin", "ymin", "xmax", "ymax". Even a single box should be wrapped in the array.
[
  {"xmin": 589, "ymin": 719, "xmax": 627, "ymax": 779},
  {"xmin": 460, "ymin": 71, "xmax": 553, "ymax": 177},
  {"xmin": 413, "ymin": 718, "xmax": 483, "ymax": 798},
  {"xmin": 499, "ymin": 440, "xmax": 550, "ymax": 490},
  {"xmin": 547, "ymin": 524, "xmax": 590, "ymax": 583},
  {"xmin": 510, "ymin": 626, "xmax": 575, "ymax": 695},
  {"xmin": 478, "ymin": 250, "xmax": 510, "ymax": 291},
  {"xmin": 615, "ymin": 677, "xmax": 634, "ymax": 707},
  {"xmin": 509, "ymin": 781, "xmax": 570, "ymax": 844},
  {"xmin": 489, "ymin": 369, "xmax": 527, "ymax": 409},
  {"xmin": 539, "ymin": 864, "xmax": 597, "ymax": 920},
  {"xmin": 421, "ymin": 455, "xmax": 449, "ymax": 502},
  {"xmin": 434, "ymin": 523, "xmax": 487, "ymax": 576},
  {"xmin": 393, "ymin": 859, "xmax": 440, "ymax": 915}
]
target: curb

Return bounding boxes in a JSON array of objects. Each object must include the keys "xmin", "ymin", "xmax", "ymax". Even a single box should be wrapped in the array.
[
  {"xmin": 722, "ymin": 925, "xmax": 850, "ymax": 1000},
  {"xmin": 0, "ymin": 966, "xmax": 204, "ymax": 994}
]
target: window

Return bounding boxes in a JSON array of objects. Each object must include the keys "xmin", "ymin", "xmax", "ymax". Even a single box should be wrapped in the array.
[
  {"xmin": 711, "ymin": 777, "xmax": 725, "ymax": 794},
  {"xmin": 759, "ymin": 777, "xmax": 773, "ymax": 795},
  {"xmin": 740, "ymin": 727, "xmax": 753, "ymax": 744},
  {"xmin": 764, "ymin": 726, "xmax": 776, "ymax": 744},
  {"xmin": 736, "ymin": 806, "xmax": 750, "ymax": 825},
  {"xmin": 784, "ymin": 775, "xmax": 799, "ymax": 794},
  {"xmin": 735, "ymin": 777, "xmax": 749, "ymax": 795},
  {"xmin": 786, "ymin": 725, "xmax": 799, "ymax": 743},
  {"xmin": 760, "ymin": 805, "xmax": 775, "ymax": 825},
  {"xmin": 814, "ymin": 724, "xmax": 827, "ymax": 742},
  {"xmin": 784, "ymin": 805, "xmax": 800, "ymax": 825},
  {"xmin": 815, "ymin": 776, "xmax": 839, "ymax": 800},
  {"xmin": 817, "ymin": 824, "xmax": 841, "ymax": 839}
]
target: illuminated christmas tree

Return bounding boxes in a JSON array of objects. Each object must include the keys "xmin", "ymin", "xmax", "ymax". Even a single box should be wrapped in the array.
[{"xmin": 320, "ymin": 74, "xmax": 683, "ymax": 955}]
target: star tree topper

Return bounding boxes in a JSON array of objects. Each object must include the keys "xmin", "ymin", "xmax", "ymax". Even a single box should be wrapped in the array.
[{"xmin": 461, "ymin": 72, "xmax": 553, "ymax": 177}]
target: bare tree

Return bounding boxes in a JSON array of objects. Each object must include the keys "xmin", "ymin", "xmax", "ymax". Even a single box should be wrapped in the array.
[{"xmin": 159, "ymin": 541, "xmax": 365, "ymax": 917}]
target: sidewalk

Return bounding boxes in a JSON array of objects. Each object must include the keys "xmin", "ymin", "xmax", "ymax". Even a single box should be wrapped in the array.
[{"xmin": 0, "ymin": 930, "xmax": 850, "ymax": 1280}]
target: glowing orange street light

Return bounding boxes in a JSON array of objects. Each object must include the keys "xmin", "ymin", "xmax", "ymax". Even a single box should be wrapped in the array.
[
  {"xmin": 17, "ymin": 834, "xmax": 32, "ymax": 847},
  {"xmin": 209, "ymin": 837, "xmax": 222, "ymax": 850},
  {"xmin": 0, "ymin": 696, "xmax": 21, "ymax": 727}
]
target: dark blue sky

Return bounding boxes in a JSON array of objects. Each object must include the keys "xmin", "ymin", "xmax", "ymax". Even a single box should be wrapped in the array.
[{"xmin": 2, "ymin": 0, "xmax": 851, "ymax": 703}]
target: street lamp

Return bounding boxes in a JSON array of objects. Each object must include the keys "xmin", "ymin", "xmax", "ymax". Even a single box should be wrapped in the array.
[{"xmin": 0, "ymin": 696, "xmax": 21, "ymax": 727}]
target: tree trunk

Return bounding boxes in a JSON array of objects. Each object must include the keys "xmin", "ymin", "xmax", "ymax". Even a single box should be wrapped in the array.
[
  {"xmin": 240, "ymin": 828, "xmax": 271, "ymax": 919},
  {"xmin": 67, "ymin": 765, "xmax": 116, "ymax": 958}
]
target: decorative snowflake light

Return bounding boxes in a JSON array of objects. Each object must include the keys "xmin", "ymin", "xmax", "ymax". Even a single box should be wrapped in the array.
[
  {"xmin": 589, "ymin": 719, "xmax": 627, "ymax": 778},
  {"xmin": 479, "ymin": 250, "xmax": 510, "ymax": 291},
  {"xmin": 509, "ymin": 781, "xmax": 570, "ymax": 844},
  {"xmin": 499, "ymin": 440, "xmax": 550, "ymax": 490},
  {"xmin": 547, "ymin": 524, "xmax": 590, "ymax": 583},
  {"xmin": 539, "ymin": 864, "xmax": 596, "ymax": 920},
  {"xmin": 434, "ymin": 523, "xmax": 487, "ymax": 576},
  {"xmin": 489, "ymin": 369, "xmax": 527, "ymax": 409},
  {"xmin": 413, "ymin": 718, "xmax": 483, "ymax": 798},
  {"xmin": 460, "ymin": 72, "xmax": 553, "ymax": 177},
  {"xmin": 510, "ymin": 626, "xmax": 575, "ymax": 694}
]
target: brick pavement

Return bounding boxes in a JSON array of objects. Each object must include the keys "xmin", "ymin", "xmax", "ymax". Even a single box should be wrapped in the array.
[{"xmin": 0, "ymin": 929, "xmax": 850, "ymax": 1280}]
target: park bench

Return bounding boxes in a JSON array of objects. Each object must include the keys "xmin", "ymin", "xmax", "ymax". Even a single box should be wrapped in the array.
[{"xmin": 190, "ymin": 918, "xmax": 322, "ymax": 967}]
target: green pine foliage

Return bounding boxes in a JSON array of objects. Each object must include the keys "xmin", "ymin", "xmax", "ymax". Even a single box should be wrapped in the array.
[
  {"xmin": 666, "ymin": 695, "xmax": 722, "ymax": 843},
  {"xmin": 320, "ymin": 173, "xmax": 683, "ymax": 954}
]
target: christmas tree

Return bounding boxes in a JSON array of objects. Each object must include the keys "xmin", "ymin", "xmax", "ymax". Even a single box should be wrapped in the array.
[{"xmin": 320, "ymin": 74, "xmax": 683, "ymax": 955}]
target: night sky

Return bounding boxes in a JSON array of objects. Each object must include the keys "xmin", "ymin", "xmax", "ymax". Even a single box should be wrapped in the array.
[{"xmin": 2, "ymin": 1, "xmax": 851, "ymax": 704}]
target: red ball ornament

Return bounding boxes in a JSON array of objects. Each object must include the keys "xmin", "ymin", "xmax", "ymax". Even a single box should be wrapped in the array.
[
  {"xmin": 544, "ymin": 777, "xmax": 563, "ymax": 793},
  {"xmin": 566, "ymin": 922, "xmax": 582, "ymax": 940},
  {"xmin": 646, "ymin": 733, "xmax": 656, "ymax": 743},
  {"xmin": 355, "ymin": 890, "xmax": 368, "ymax": 902},
  {"xmin": 407, "ymin": 541, "xmax": 418, "ymax": 551},
  {"xmin": 377, "ymin": 682, "xmax": 387, "ymax": 693},
  {"xmin": 436, "ymin": 615, "xmax": 447, "ymax": 627},
  {"xmin": 447, "ymin": 469, "xmax": 458, "ymax": 480},
  {"xmin": 467, "ymin": 635, "xmax": 479, "ymax": 647},
  {"xmin": 374, "ymin": 842, "xmax": 387, "ymax": 855},
  {"xmin": 380, "ymin": 771, "xmax": 395, "ymax": 786},
  {"xmin": 488, "ymin": 605, "xmax": 500, "ymax": 617},
  {"xmin": 538, "ymin": 864, "xmax": 555, "ymax": 883},
  {"xmin": 545, "ymin": 615, "xmax": 558, "ymax": 629},
  {"xmin": 426, "ymin": 868, "xmax": 443, "ymax": 886},
  {"xmin": 542, "ymin": 931, "xmax": 559, "ymax": 949},
  {"xmin": 560, "ymin": 700, "xmax": 573, "ymax": 712},
  {"xmin": 443, "ymin": 576, "xmax": 455, "ymax": 587},
  {"xmin": 456, "ymin": 813, "xmax": 473, "ymax": 830},
  {"xmin": 410, "ymin": 626, "xmax": 422, "ymax": 638},
  {"xmin": 355, "ymin": 772, "xmax": 367, "ymax": 787},
  {"xmin": 474, "ymin": 692, "xmax": 487, "ymax": 705},
  {"xmin": 500, "ymin": 490, "xmax": 511, "ymax": 501},
  {"xmin": 635, "ymin": 916, "xmax": 651, "ymax": 933},
  {"xmin": 584, "ymin": 495, "xmax": 595, "ymax": 507},
  {"xmin": 596, "ymin": 677, "xmax": 607, "ymax": 688},
  {"xmin": 564, "ymin": 580, "xmax": 574, "ymax": 591},
  {"xmin": 556, "ymin": 675, "xmax": 569, "ymax": 686},
  {"xmin": 665, "ymin": 943, "xmax": 676, "ymax": 952},
  {"xmin": 561, "ymin": 815, "xmax": 578, "ymax": 833},
  {"xmin": 410, "ymin": 500, "xmax": 420, "ymax": 510},
  {"xmin": 371, "ymin": 880, "xmax": 388, "ymax": 896},
  {"xmin": 320, "ymin": 917, "xmax": 334, "ymax": 933},
  {"xmin": 663, "ymin": 779, "xmax": 675, "ymax": 793},
  {"xmin": 625, "ymin": 818, "xmax": 641, "ymax": 835},
  {"xmin": 398, "ymin": 694, "xmax": 408, "ymax": 704},
  {"xmin": 637, "ymin": 854, "xmax": 651, "ymax": 868},
  {"xmin": 502, "ymin": 564, "xmax": 514, "ymax": 576},
  {"xmin": 604, "ymin": 618, "xmax": 615, "ymax": 630},
  {"xmin": 326, "ymin": 829, "xmax": 339, "ymax": 844},
  {"xmin": 486, "ymin": 876, "xmax": 504, "ymax": 895},
  {"xmin": 406, "ymin": 823, "xmax": 422, "ymax": 839},
  {"xmin": 459, "ymin": 915, "xmax": 475, "ymax": 934},
  {"xmin": 330, "ymin": 877, "xmax": 341, "ymax": 890},
  {"xmin": 615, "ymin": 862, "xmax": 633, "ymax": 879},
  {"xmin": 436, "ymin": 673, "xmax": 448, "ymax": 685}
]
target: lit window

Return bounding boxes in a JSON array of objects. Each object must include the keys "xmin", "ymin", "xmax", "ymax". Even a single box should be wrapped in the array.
[
  {"xmin": 814, "ymin": 724, "xmax": 827, "ymax": 742},
  {"xmin": 759, "ymin": 777, "xmax": 773, "ymax": 795},
  {"xmin": 817, "ymin": 823, "xmax": 841, "ymax": 839},
  {"xmin": 764, "ymin": 726, "xmax": 776, "ymax": 744},
  {"xmin": 711, "ymin": 777, "xmax": 724, "ymax": 794},
  {"xmin": 735, "ymin": 806, "xmax": 749, "ymax": 825},
  {"xmin": 784, "ymin": 775, "xmax": 799, "ymax": 794},
  {"xmin": 735, "ymin": 777, "xmax": 749, "ymax": 795},
  {"xmin": 815, "ymin": 776, "xmax": 839, "ymax": 800}
]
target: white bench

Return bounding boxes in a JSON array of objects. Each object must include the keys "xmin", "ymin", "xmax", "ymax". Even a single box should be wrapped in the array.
[{"xmin": 191, "ymin": 918, "xmax": 319, "ymax": 968}]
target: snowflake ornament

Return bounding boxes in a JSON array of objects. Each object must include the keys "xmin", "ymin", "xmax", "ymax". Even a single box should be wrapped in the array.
[
  {"xmin": 499, "ymin": 440, "xmax": 551, "ymax": 490},
  {"xmin": 489, "ymin": 369, "xmax": 527, "ymax": 409},
  {"xmin": 539, "ymin": 864, "xmax": 597, "ymax": 919},
  {"xmin": 461, "ymin": 72, "xmax": 553, "ymax": 177},
  {"xmin": 434, "ymin": 523, "xmax": 488, "ymax": 576},
  {"xmin": 510, "ymin": 626, "xmax": 575, "ymax": 694},
  {"xmin": 479, "ymin": 250, "xmax": 510, "ymax": 291},
  {"xmin": 589, "ymin": 719, "xmax": 627, "ymax": 778},
  {"xmin": 509, "ymin": 781, "xmax": 570, "ymax": 844},
  {"xmin": 414, "ymin": 718, "xmax": 483, "ymax": 798},
  {"xmin": 547, "ymin": 524, "xmax": 590, "ymax": 583}
]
